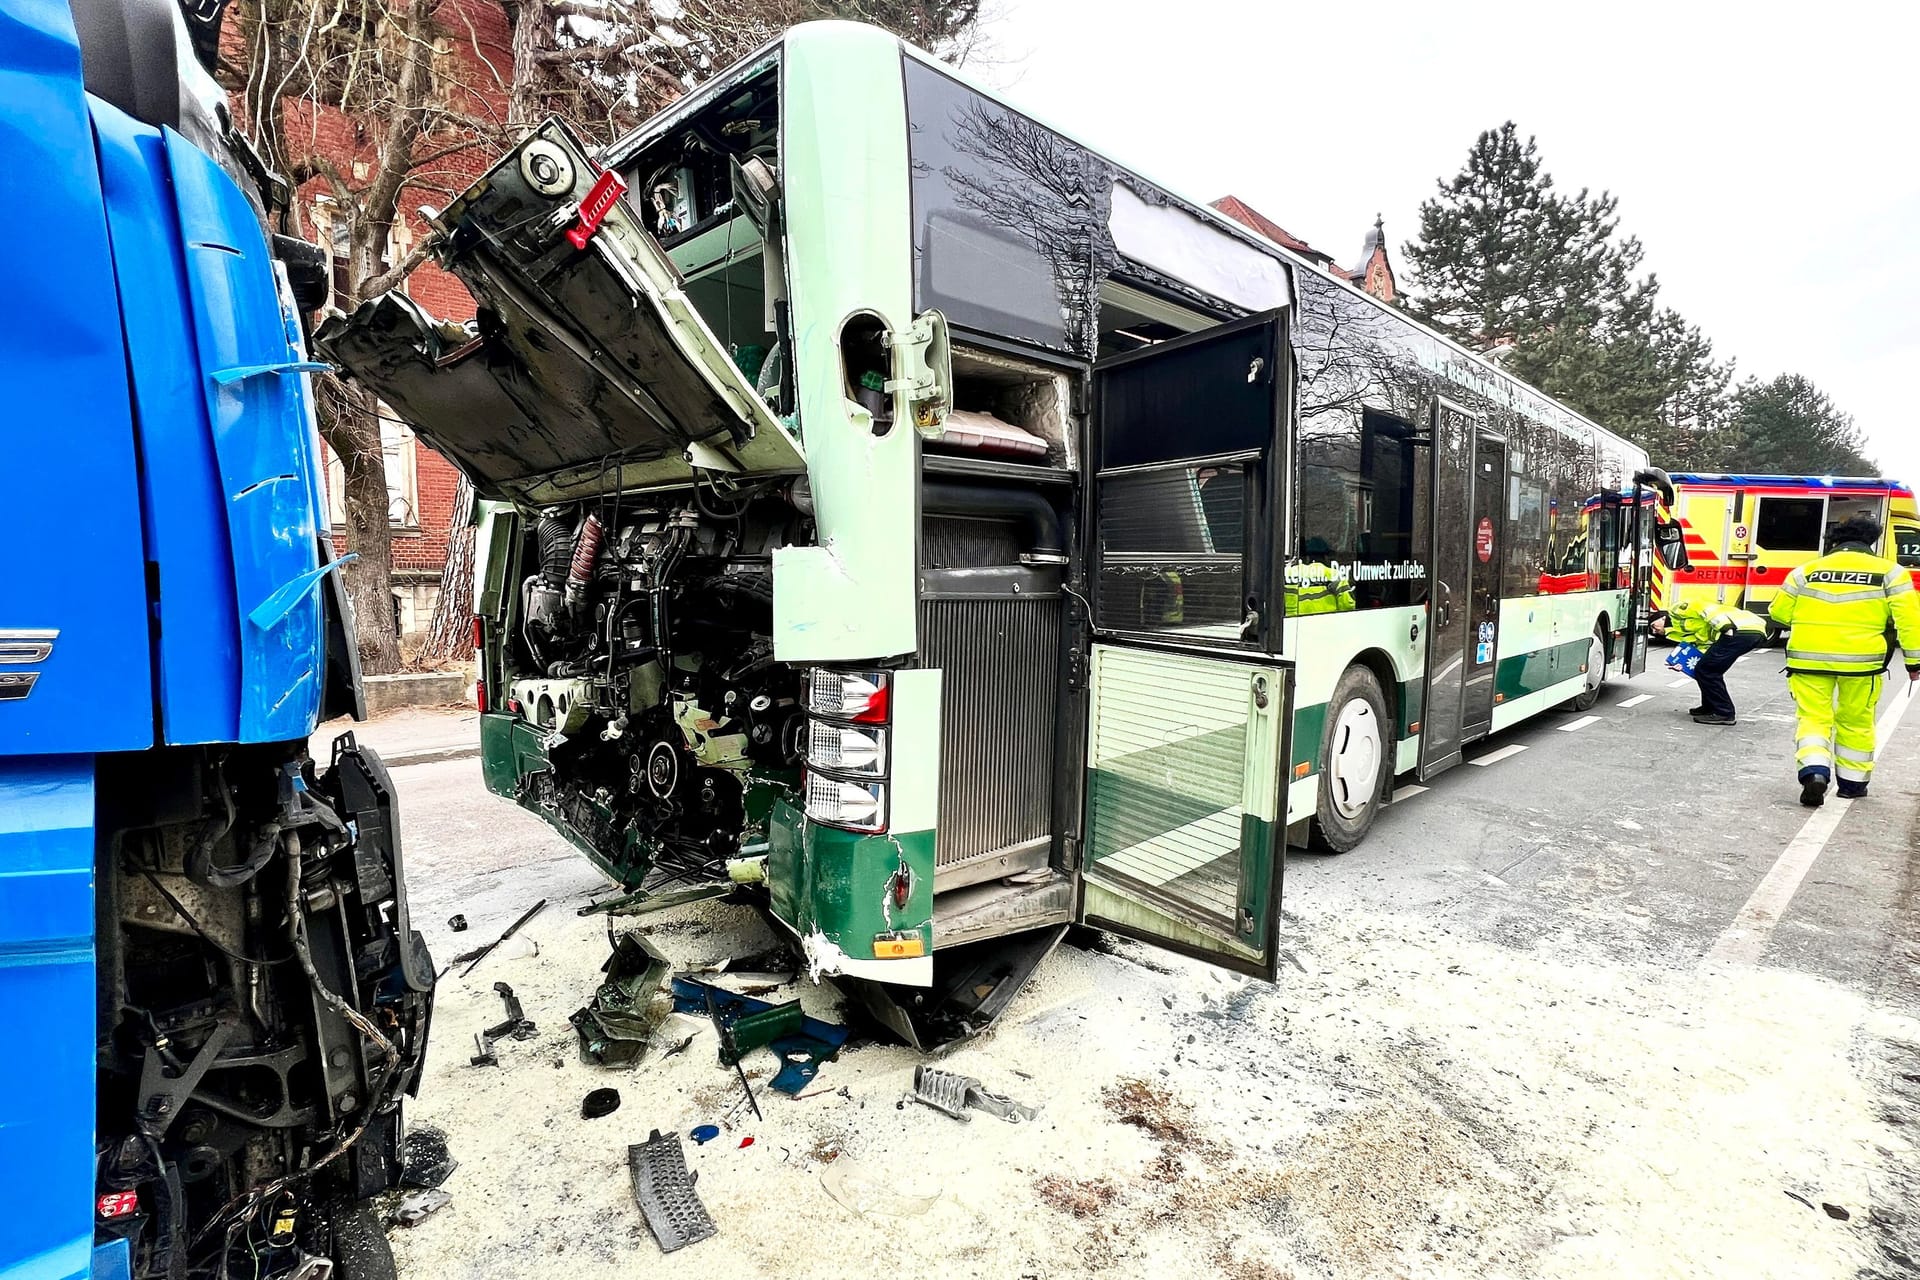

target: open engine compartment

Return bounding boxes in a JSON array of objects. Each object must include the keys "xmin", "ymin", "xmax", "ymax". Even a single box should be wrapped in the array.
[{"xmin": 491, "ymin": 481, "xmax": 809, "ymax": 890}]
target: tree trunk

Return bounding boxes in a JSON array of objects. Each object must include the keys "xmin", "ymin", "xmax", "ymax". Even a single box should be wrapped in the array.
[
  {"xmin": 504, "ymin": 0, "xmax": 545, "ymax": 131},
  {"xmin": 322, "ymin": 383, "xmax": 405, "ymax": 674},
  {"xmin": 422, "ymin": 473, "xmax": 477, "ymax": 662}
]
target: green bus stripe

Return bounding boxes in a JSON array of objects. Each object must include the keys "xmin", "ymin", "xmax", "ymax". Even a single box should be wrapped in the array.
[{"xmin": 1495, "ymin": 636, "xmax": 1594, "ymax": 702}]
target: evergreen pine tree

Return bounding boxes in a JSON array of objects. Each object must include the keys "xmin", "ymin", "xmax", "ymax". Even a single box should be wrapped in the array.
[
  {"xmin": 1404, "ymin": 122, "xmax": 1742, "ymax": 469},
  {"xmin": 1723, "ymin": 375, "xmax": 1875, "ymax": 475}
]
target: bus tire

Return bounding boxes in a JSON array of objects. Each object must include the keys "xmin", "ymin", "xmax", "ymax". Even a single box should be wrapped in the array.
[
  {"xmin": 1561, "ymin": 621, "xmax": 1608, "ymax": 712},
  {"xmin": 1308, "ymin": 665, "xmax": 1391, "ymax": 854}
]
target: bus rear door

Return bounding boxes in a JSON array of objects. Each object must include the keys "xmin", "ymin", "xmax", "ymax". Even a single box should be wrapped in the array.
[
  {"xmin": 1459, "ymin": 427, "xmax": 1508, "ymax": 741},
  {"xmin": 1078, "ymin": 313, "xmax": 1289, "ymax": 980},
  {"xmin": 1418, "ymin": 398, "xmax": 1482, "ymax": 778}
]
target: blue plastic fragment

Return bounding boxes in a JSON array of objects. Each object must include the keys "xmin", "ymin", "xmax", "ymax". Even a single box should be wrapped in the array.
[
  {"xmin": 690, "ymin": 1125, "xmax": 720, "ymax": 1145},
  {"xmin": 670, "ymin": 977, "xmax": 849, "ymax": 1096}
]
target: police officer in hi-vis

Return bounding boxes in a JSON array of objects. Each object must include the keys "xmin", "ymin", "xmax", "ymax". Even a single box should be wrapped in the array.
[{"xmin": 1769, "ymin": 516, "xmax": 1920, "ymax": 807}]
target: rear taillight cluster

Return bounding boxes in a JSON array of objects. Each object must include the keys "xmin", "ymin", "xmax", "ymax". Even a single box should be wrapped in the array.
[{"xmin": 802, "ymin": 668, "xmax": 890, "ymax": 832}]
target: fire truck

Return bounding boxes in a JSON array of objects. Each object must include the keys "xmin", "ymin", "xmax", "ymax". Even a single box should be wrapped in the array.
[{"xmin": 1653, "ymin": 474, "xmax": 1920, "ymax": 635}]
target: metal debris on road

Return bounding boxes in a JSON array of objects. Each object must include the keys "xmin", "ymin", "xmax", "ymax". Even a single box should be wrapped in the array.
[
  {"xmin": 488, "ymin": 982, "xmax": 537, "ymax": 1040},
  {"xmin": 453, "ymin": 898, "xmax": 548, "ymax": 978},
  {"xmin": 390, "ymin": 1188, "xmax": 451, "ymax": 1228},
  {"xmin": 703, "ymin": 985, "xmax": 762, "ymax": 1121},
  {"xmin": 472, "ymin": 982, "xmax": 537, "ymax": 1066},
  {"xmin": 570, "ymin": 932, "xmax": 671, "ymax": 1067},
  {"xmin": 448, "ymin": 914, "xmax": 468, "ymax": 932},
  {"xmin": 909, "ymin": 1064, "xmax": 1040, "ymax": 1123},
  {"xmin": 627, "ymin": 1130, "xmax": 717, "ymax": 1253},
  {"xmin": 581, "ymin": 1087, "xmax": 622, "ymax": 1120}
]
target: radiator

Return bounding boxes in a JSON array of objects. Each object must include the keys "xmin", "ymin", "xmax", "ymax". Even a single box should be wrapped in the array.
[{"xmin": 917, "ymin": 593, "xmax": 1061, "ymax": 886}]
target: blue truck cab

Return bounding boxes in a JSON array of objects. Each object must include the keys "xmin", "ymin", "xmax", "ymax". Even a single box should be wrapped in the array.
[{"xmin": 0, "ymin": 0, "xmax": 433, "ymax": 1275}]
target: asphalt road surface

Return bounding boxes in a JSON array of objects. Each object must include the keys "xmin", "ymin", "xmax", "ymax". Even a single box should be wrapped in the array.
[{"xmin": 369, "ymin": 655, "xmax": 1920, "ymax": 1279}]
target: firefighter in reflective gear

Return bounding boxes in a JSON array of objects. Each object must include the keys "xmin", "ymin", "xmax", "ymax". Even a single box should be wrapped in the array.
[
  {"xmin": 1285, "ymin": 539, "xmax": 1356, "ymax": 616},
  {"xmin": 1648, "ymin": 600, "xmax": 1766, "ymax": 723},
  {"xmin": 1769, "ymin": 516, "xmax": 1920, "ymax": 807}
]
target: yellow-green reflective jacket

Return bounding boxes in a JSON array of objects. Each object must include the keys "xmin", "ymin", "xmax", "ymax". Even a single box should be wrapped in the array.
[
  {"xmin": 1284, "ymin": 561, "xmax": 1355, "ymax": 616},
  {"xmin": 1668, "ymin": 599, "xmax": 1766, "ymax": 648},
  {"xmin": 1769, "ymin": 547, "xmax": 1920, "ymax": 676}
]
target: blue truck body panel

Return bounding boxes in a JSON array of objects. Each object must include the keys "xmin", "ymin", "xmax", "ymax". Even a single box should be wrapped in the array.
[
  {"xmin": 92, "ymin": 103, "xmax": 245, "ymax": 744},
  {"xmin": 166, "ymin": 129, "xmax": 329, "ymax": 743},
  {"xmin": 0, "ymin": 0, "xmax": 153, "ymax": 757},
  {"xmin": 0, "ymin": 757, "xmax": 100, "ymax": 1280},
  {"xmin": 2, "ymin": 1, "xmax": 352, "ymax": 1274}
]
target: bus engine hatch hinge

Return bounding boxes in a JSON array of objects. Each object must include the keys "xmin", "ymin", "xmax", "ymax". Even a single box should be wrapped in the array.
[{"xmin": 885, "ymin": 310, "xmax": 953, "ymax": 436}]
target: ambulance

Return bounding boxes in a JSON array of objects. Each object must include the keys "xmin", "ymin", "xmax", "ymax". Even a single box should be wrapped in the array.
[{"xmin": 1654, "ymin": 474, "xmax": 1920, "ymax": 635}]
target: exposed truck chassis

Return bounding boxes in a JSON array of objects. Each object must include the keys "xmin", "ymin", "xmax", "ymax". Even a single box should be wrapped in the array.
[{"xmin": 93, "ymin": 737, "xmax": 433, "ymax": 1278}]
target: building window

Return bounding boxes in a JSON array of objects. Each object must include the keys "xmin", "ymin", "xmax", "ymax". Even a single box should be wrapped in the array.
[{"xmin": 326, "ymin": 414, "xmax": 419, "ymax": 529}]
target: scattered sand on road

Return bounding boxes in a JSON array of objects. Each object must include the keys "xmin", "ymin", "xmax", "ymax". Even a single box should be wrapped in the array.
[{"xmin": 388, "ymin": 881, "xmax": 1914, "ymax": 1280}]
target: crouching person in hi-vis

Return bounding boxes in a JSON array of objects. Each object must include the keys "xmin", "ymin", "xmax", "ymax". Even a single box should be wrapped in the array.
[
  {"xmin": 1649, "ymin": 600, "xmax": 1767, "ymax": 723},
  {"xmin": 1769, "ymin": 516, "xmax": 1920, "ymax": 807}
]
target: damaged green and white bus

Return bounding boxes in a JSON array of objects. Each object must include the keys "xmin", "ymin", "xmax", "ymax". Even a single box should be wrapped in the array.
[{"xmin": 321, "ymin": 21, "xmax": 1667, "ymax": 1045}]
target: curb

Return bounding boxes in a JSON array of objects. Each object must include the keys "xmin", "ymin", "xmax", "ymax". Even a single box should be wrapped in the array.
[{"xmin": 383, "ymin": 745, "xmax": 481, "ymax": 768}]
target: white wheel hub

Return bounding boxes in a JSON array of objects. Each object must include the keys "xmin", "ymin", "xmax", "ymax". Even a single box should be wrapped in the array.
[
  {"xmin": 1585, "ymin": 632, "xmax": 1606, "ymax": 690},
  {"xmin": 1327, "ymin": 699, "xmax": 1383, "ymax": 821}
]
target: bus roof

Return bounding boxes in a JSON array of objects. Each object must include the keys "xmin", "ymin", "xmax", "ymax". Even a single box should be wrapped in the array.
[{"xmin": 603, "ymin": 22, "xmax": 1646, "ymax": 467}]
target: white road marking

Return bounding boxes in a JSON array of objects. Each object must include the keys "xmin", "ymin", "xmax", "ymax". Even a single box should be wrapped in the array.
[
  {"xmin": 1391, "ymin": 784, "xmax": 1429, "ymax": 802},
  {"xmin": 1558, "ymin": 715, "xmax": 1602, "ymax": 732},
  {"xmin": 1468, "ymin": 744, "xmax": 1528, "ymax": 767},
  {"xmin": 1617, "ymin": 694, "xmax": 1653, "ymax": 708},
  {"xmin": 1667, "ymin": 678, "xmax": 1693, "ymax": 688},
  {"xmin": 1707, "ymin": 684, "xmax": 1917, "ymax": 966}
]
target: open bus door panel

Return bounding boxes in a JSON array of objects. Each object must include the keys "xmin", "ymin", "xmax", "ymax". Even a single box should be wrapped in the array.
[
  {"xmin": 1078, "ymin": 313, "xmax": 1289, "ymax": 981},
  {"xmin": 1418, "ymin": 399, "xmax": 1481, "ymax": 779}
]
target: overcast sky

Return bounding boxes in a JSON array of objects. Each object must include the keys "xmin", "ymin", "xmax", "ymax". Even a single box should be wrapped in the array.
[{"xmin": 974, "ymin": 0, "xmax": 1920, "ymax": 482}]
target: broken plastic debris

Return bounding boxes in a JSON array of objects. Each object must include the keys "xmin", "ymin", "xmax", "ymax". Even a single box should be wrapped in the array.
[
  {"xmin": 669, "ymin": 976, "xmax": 848, "ymax": 1095},
  {"xmin": 627, "ymin": 1130, "xmax": 717, "ymax": 1253},
  {"xmin": 390, "ymin": 1187, "xmax": 451, "ymax": 1228},
  {"xmin": 819, "ymin": 1157, "xmax": 939, "ymax": 1219},
  {"xmin": 690, "ymin": 1125, "xmax": 720, "ymax": 1145},
  {"xmin": 738, "ymin": 1137, "xmax": 754, "ymax": 1149},
  {"xmin": 448, "ymin": 914, "xmax": 468, "ymax": 932},
  {"xmin": 571, "ymin": 933, "xmax": 672, "ymax": 1067},
  {"xmin": 581, "ymin": 1087, "xmax": 622, "ymax": 1120},
  {"xmin": 399, "ymin": 1124, "xmax": 457, "ymax": 1189}
]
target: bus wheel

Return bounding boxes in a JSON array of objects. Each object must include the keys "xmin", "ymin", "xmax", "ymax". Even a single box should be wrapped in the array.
[
  {"xmin": 1309, "ymin": 665, "xmax": 1390, "ymax": 853},
  {"xmin": 1562, "ymin": 622, "xmax": 1608, "ymax": 712}
]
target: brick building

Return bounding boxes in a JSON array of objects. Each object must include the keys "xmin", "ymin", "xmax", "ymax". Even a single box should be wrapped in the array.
[
  {"xmin": 1211, "ymin": 195, "xmax": 1398, "ymax": 303},
  {"xmin": 230, "ymin": 0, "xmax": 515, "ymax": 637}
]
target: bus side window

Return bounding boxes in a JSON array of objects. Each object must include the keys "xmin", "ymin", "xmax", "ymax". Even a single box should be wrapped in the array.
[{"xmin": 1293, "ymin": 406, "xmax": 1421, "ymax": 610}]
